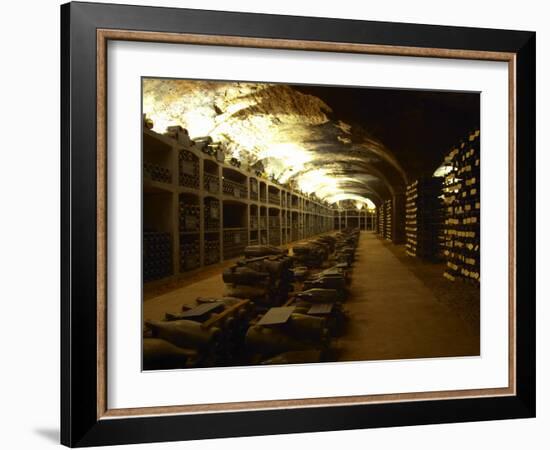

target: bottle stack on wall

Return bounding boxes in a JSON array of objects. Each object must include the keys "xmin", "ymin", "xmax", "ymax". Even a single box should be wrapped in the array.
[
  {"xmin": 405, "ymin": 178, "xmax": 442, "ymax": 259},
  {"xmin": 441, "ymin": 130, "xmax": 480, "ymax": 283},
  {"xmin": 384, "ymin": 199, "xmax": 392, "ymax": 240},
  {"xmin": 377, "ymin": 201, "xmax": 386, "ymax": 236},
  {"xmin": 143, "ymin": 231, "xmax": 172, "ymax": 282},
  {"xmin": 268, "ymin": 213, "xmax": 281, "ymax": 246},
  {"xmin": 144, "ymin": 161, "xmax": 172, "ymax": 184},
  {"xmin": 179, "ymin": 197, "xmax": 200, "ymax": 232},
  {"xmin": 143, "ymin": 121, "xmax": 335, "ymax": 283},
  {"xmin": 179, "ymin": 149, "xmax": 200, "ymax": 189}
]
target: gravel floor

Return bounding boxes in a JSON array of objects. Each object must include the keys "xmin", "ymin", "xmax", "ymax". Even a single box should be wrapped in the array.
[{"xmin": 383, "ymin": 239, "xmax": 480, "ymax": 336}]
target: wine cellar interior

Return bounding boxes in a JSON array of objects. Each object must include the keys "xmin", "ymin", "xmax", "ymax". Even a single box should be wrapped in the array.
[{"xmin": 142, "ymin": 81, "xmax": 481, "ymax": 370}]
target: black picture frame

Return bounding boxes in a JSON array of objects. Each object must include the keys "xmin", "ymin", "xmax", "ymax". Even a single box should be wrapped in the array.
[{"xmin": 61, "ymin": 1, "xmax": 536, "ymax": 447}]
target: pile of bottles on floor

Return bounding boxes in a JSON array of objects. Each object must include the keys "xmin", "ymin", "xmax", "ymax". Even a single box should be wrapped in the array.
[{"xmin": 143, "ymin": 228, "xmax": 360, "ymax": 370}]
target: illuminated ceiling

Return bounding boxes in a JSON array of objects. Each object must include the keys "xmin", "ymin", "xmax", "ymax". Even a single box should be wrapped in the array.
[{"xmin": 143, "ymin": 79, "xmax": 479, "ymax": 207}]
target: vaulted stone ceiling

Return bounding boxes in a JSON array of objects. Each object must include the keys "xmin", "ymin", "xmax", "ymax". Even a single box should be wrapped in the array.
[{"xmin": 143, "ymin": 79, "xmax": 479, "ymax": 207}]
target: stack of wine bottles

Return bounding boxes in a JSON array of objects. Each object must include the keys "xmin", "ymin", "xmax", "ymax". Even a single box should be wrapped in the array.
[
  {"xmin": 179, "ymin": 198, "xmax": 200, "ymax": 233},
  {"xmin": 204, "ymin": 198, "xmax": 220, "ymax": 231},
  {"xmin": 180, "ymin": 234, "xmax": 200, "ymax": 272},
  {"xmin": 143, "ymin": 161, "xmax": 172, "ymax": 184},
  {"xmin": 143, "ymin": 127, "xmax": 348, "ymax": 284},
  {"xmin": 249, "ymin": 230, "xmax": 259, "ymax": 246},
  {"xmin": 250, "ymin": 213, "xmax": 258, "ymax": 230},
  {"xmin": 441, "ymin": 130, "xmax": 480, "ymax": 283},
  {"xmin": 203, "ymin": 172, "xmax": 219, "ymax": 194},
  {"xmin": 250, "ymin": 178, "xmax": 259, "ymax": 201},
  {"xmin": 268, "ymin": 191, "xmax": 280, "ymax": 206},
  {"xmin": 436, "ymin": 198, "xmax": 448, "ymax": 260},
  {"xmin": 259, "ymin": 214, "xmax": 267, "ymax": 229},
  {"xmin": 223, "ymin": 249, "xmax": 294, "ymax": 309},
  {"xmin": 143, "ymin": 230, "xmax": 362, "ymax": 370},
  {"xmin": 143, "ymin": 230, "xmax": 172, "ymax": 282},
  {"xmin": 268, "ymin": 215, "xmax": 281, "ymax": 246},
  {"xmin": 291, "ymin": 216, "xmax": 300, "ymax": 241},
  {"xmin": 204, "ymin": 235, "xmax": 220, "ymax": 266},
  {"xmin": 178, "ymin": 149, "xmax": 199, "ymax": 189},
  {"xmin": 384, "ymin": 199, "xmax": 392, "ymax": 240},
  {"xmin": 405, "ymin": 178, "xmax": 442, "ymax": 259},
  {"xmin": 222, "ymin": 177, "xmax": 247, "ymax": 198},
  {"xmin": 378, "ymin": 201, "xmax": 385, "ymax": 235},
  {"xmin": 223, "ymin": 229, "xmax": 248, "ymax": 259}
]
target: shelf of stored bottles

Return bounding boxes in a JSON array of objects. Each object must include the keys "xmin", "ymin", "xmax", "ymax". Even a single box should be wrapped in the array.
[
  {"xmin": 142, "ymin": 125, "xmax": 337, "ymax": 284},
  {"xmin": 143, "ymin": 130, "xmax": 176, "ymax": 282},
  {"xmin": 405, "ymin": 178, "xmax": 442, "ymax": 259},
  {"xmin": 384, "ymin": 199, "xmax": 393, "ymax": 240},
  {"xmin": 441, "ymin": 130, "xmax": 480, "ymax": 284},
  {"xmin": 377, "ymin": 201, "xmax": 386, "ymax": 236},
  {"xmin": 334, "ymin": 207, "xmax": 377, "ymax": 231}
]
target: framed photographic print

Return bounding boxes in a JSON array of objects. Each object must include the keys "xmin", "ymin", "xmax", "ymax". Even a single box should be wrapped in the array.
[{"xmin": 61, "ymin": 1, "xmax": 536, "ymax": 447}]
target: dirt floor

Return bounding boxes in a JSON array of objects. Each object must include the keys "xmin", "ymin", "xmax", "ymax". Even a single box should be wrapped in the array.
[
  {"xmin": 333, "ymin": 232, "xmax": 480, "ymax": 362},
  {"xmin": 383, "ymin": 239, "xmax": 480, "ymax": 334}
]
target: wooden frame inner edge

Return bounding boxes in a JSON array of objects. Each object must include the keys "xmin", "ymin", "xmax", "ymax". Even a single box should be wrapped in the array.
[{"xmin": 96, "ymin": 29, "xmax": 517, "ymax": 420}]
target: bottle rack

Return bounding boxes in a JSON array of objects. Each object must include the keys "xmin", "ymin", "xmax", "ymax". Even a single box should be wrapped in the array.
[
  {"xmin": 249, "ymin": 205, "xmax": 258, "ymax": 230},
  {"xmin": 268, "ymin": 211, "xmax": 281, "ymax": 246},
  {"xmin": 204, "ymin": 233, "xmax": 220, "ymax": 266},
  {"xmin": 222, "ymin": 177, "xmax": 248, "ymax": 198},
  {"xmin": 179, "ymin": 194, "xmax": 200, "ymax": 233},
  {"xmin": 143, "ymin": 231, "xmax": 172, "ymax": 282},
  {"xmin": 405, "ymin": 178, "xmax": 442, "ymax": 259},
  {"xmin": 377, "ymin": 201, "xmax": 386, "ymax": 235},
  {"xmin": 330, "ymin": 202, "xmax": 377, "ymax": 232},
  {"xmin": 441, "ymin": 130, "xmax": 480, "ymax": 283},
  {"xmin": 250, "ymin": 178, "xmax": 259, "ymax": 201},
  {"xmin": 203, "ymin": 172, "xmax": 220, "ymax": 194},
  {"xmin": 268, "ymin": 188, "xmax": 280, "ymax": 206},
  {"xmin": 223, "ymin": 229, "xmax": 248, "ymax": 259},
  {"xmin": 143, "ymin": 161, "xmax": 172, "ymax": 184},
  {"xmin": 178, "ymin": 149, "xmax": 200, "ymax": 189},
  {"xmin": 204, "ymin": 197, "xmax": 220, "ymax": 232},
  {"xmin": 384, "ymin": 199, "xmax": 393, "ymax": 240},
  {"xmin": 180, "ymin": 233, "xmax": 200, "ymax": 272},
  {"xmin": 143, "ymin": 125, "xmax": 335, "ymax": 284},
  {"xmin": 291, "ymin": 212, "xmax": 300, "ymax": 241}
]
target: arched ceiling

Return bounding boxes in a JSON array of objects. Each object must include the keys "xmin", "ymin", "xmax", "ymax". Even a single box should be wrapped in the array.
[
  {"xmin": 296, "ymin": 85, "xmax": 480, "ymax": 181},
  {"xmin": 143, "ymin": 79, "xmax": 479, "ymax": 207}
]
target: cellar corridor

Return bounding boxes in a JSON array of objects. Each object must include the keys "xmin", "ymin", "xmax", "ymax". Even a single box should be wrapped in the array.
[
  {"xmin": 145, "ymin": 232, "xmax": 479, "ymax": 364},
  {"xmin": 142, "ymin": 81, "xmax": 481, "ymax": 369}
]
